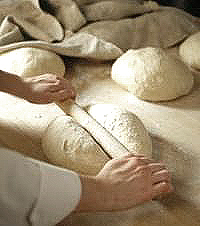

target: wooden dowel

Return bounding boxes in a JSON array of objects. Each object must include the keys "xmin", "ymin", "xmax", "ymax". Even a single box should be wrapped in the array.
[{"xmin": 56, "ymin": 100, "xmax": 131, "ymax": 158}]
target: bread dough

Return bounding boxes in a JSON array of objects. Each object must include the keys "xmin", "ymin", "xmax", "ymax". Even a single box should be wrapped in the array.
[
  {"xmin": 42, "ymin": 115, "xmax": 110, "ymax": 175},
  {"xmin": 88, "ymin": 104, "xmax": 152, "ymax": 158},
  {"xmin": 111, "ymin": 47, "xmax": 194, "ymax": 101},
  {"xmin": 179, "ymin": 31, "xmax": 200, "ymax": 70},
  {"xmin": 0, "ymin": 47, "xmax": 66, "ymax": 77}
]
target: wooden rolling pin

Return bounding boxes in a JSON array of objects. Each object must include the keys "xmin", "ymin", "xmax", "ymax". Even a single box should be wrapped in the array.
[{"xmin": 56, "ymin": 100, "xmax": 130, "ymax": 158}]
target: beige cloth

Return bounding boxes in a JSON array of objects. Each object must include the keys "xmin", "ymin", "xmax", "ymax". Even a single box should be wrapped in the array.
[{"xmin": 0, "ymin": 0, "xmax": 199, "ymax": 60}]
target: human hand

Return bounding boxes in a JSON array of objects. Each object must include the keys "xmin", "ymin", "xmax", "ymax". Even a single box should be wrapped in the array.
[
  {"xmin": 23, "ymin": 74, "xmax": 76, "ymax": 104},
  {"xmin": 75, "ymin": 154, "xmax": 173, "ymax": 213}
]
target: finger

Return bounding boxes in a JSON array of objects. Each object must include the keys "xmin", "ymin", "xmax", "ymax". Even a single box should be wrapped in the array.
[
  {"xmin": 38, "ymin": 74, "xmax": 58, "ymax": 83},
  {"xmin": 55, "ymin": 76, "xmax": 72, "ymax": 86},
  {"xmin": 152, "ymin": 182, "xmax": 173, "ymax": 198},
  {"xmin": 55, "ymin": 75, "xmax": 66, "ymax": 80},
  {"xmin": 115, "ymin": 153, "xmax": 136, "ymax": 160},
  {"xmin": 114, "ymin": 156, "xmax": 150, "ymax": 171},
  {"xmin": 48, "ymin": 78, "xmax": 75, "ymax": 95},
  {"xmin": 137, "ymin": 156, "xmax": 162, "ymax": 164},
  {"xmin": 48, "ymin": 84, "xmax": 63, "ymax": 92},
  {"xmin": 152, "ymin": 169, "xmax": 171, "ymax": 184},
  {"xmin": 132, "ymin": 157, "xmax": 156, "ymax": 167},
  {"xmin": 48, "ymin": 79, "xmax": 68, "ymax": 91},
  {"xmin": 52, "ymin": 79, "xmax": 76, "ymax": 94},
  {"xmin": 149, "ymin": 163, "xmax": 167, "ymax": 173},
  {"xmin": 51, "ymin": 89, "xmax": 76, "ymax": 101}
]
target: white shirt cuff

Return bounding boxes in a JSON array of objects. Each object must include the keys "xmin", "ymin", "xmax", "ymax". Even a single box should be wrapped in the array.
[{"xmin": 29, "ymin": 161, "xmax": 82, "ymax": 226}]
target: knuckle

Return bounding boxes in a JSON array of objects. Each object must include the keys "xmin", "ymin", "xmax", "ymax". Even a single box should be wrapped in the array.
[
  {"xmin": 137, "ymin": 165, "xmax": 151, "ymax": 174},
  {"xmin": 133, "ymin": 157, "xmax": 143, "ymax": 166},
  {"xmin": 160, "ymin": 182, "xmax": 170, "ymax": 192},
  {"xmin": 161, "ymin": 170, "xmax": 171, "ymax": 179}
]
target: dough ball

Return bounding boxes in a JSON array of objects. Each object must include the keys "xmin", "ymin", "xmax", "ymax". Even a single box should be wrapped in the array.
[
  {"xmin": 179, "ymin": 31, "xmax": 200, "ymax": 70},
  {"xmin": 111, "ymin": 47, "xmax": 194, "ymax": 101},
  {"xmin": 42, "ymin": 115, "xmax": 110, "ymax": 175},
  {"xmin": 88, "ymin": 104, "xmax": 152, "ymax": 158},
  {"xmin": 0, "ymin": 47, "xmax": 66, "ymax": 77}
]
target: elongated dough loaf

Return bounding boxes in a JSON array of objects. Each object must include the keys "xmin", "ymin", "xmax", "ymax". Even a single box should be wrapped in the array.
[
  {"xmin": 88, "ymin": 104, "xmax": 152, "ymax": 158},
  {"xmin": 42, "ymin": 115, "xmax": 110, "ymax": 175}
]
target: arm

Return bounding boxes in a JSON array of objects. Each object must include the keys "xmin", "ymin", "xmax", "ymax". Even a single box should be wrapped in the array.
[
  {"xmin": 58, "ymin": 155, "xmax": 173, "ymax": 225},
  {"xmin": 0, "ymin": 70, "xmax": 26, "ymax": 98},
  {"xmin": 0, "ymin": 70, "xmax": 76, "ymax": 104},
  {"xmin": 76, "ymin": 154, "xmax": 172, "ymax": 212},
  {"xmin": 0, "ymin": 149, "xmax": 172, "ymax": 226},
  {"xmin": 0, "ymin": 70, "xmax": 173, "ymax": 224}
]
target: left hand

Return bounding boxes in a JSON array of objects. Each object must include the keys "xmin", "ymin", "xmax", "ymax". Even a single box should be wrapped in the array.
[{"xmin": 23, "ymin": 74, "xmax": 76, "ymax": 104}]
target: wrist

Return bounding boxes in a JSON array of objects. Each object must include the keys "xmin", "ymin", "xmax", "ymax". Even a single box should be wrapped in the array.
[
  {"xmin": 74, "ymin": 175, "xmax": 109, "ymax": 213},
  {"xmin": 0, "ymin": 70, "xmax": 30, "ymax": 99}
]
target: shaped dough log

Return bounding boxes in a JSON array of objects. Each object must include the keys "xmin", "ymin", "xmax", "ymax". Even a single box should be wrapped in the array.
[
  {"xmin": 57, "ymin": 100, "xmax": 131, "ymax": 158},
  {"xmin": 42, "ymin": 115, "xmax": 110, "ymax": 175},
  {"xmin": 87, "ymin": 104, "xmax": 152, "ymax": 158}
]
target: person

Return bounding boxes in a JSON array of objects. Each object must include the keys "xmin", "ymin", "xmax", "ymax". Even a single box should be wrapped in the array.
[{"xmin": 0, "ymin": 69, "xmax": 173, "ymax": 226}]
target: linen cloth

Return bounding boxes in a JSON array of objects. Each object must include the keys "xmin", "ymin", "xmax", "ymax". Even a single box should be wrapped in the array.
[
  {"xmin": 0, "ymin": 1, "xmax": 200, "ymax": 225},
  {"xmin": 0, "ymin": 0, "xmax": 199, "ymax": 61}
]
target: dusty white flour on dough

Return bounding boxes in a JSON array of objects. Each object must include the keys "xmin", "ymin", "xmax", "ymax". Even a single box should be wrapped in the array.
[
  {"xmin": 42, "ymin": 115, "xmax": 110, "ymax": 175},
  {"xmin": 179, "ymin": 31, "xmax": 200, "ymax": 71},
  {"xmin": 111, "ymin": 47, "xmax": 194, "ymax": 101},
  {"xmin": 88, "ymin": 104, "xmax": 152, "ymax": 158}
]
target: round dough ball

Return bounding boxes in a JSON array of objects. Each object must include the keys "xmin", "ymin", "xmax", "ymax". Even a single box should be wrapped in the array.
[
  {"xmin": 42, "ymin": 115, "xmax": 110, "ymax": 175},
  {"xmin": 88, "ymin": 104, "xmax": 152, "ymax": 158},
  {"xmin": 111, "ymin": 47, "xmax": 194, "ymax": 101},
  {"xmin": 0, "ymin": 47, "xmax": 66, "ymax": 77},
  {"xmin": 179, "ymin": 31, "xmax": 200, "ymax": 70}
]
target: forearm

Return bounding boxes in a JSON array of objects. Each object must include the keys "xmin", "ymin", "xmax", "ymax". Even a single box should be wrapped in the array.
[
  {"xmin": 0, "ymin": 70, "xmax": 27, "ymax": 99},
  {"xmin": 57, "ymin": 175, "xmax": 112, "ymax": 226},
  {"xmin": 74, "ymin": 175, "xmax": 109, "ymax": 213}
]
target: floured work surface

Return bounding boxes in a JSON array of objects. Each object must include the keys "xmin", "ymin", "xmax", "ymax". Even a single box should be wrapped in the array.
[
  {"xmin": 77, "ymin": 66, "xmax": 200, "ymax": 205},
  {"xmin": 1, "ymin": 51, "xmax": 200, "ymax": 225}
]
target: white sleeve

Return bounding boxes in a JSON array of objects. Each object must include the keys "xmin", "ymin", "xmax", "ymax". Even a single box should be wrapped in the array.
[
  {"xmin": 30, "ymin": 158, "xmax": 82, "ymax": 225},
  {"xmin": 0, "ymin": 148, "xmax": 82, "ymax": 226}
]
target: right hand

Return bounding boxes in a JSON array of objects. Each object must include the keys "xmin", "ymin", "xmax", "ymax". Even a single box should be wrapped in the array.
[{"xmin": 76, "ymin": 154, "xmax": 173, "ymax": 212}]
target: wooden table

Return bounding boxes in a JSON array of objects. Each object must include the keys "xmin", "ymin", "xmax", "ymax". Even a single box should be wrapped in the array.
[{"xmin": 1, "ymin": 52, "xmax": 200, "ymax": 225}]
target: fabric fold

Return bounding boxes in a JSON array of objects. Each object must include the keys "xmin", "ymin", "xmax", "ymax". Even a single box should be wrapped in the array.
[
  {"xmin": 7, "ymin": 0, "xmax": 64, "ymax": 42},
  {"xmin": 0, "ymin": 0, "xmax": 199, "ymax": 61}
]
